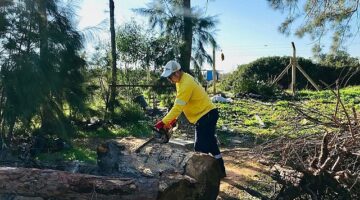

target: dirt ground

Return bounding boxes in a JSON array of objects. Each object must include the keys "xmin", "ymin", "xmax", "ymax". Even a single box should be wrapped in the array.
[{"xmin": 218, "ymin": 148, "xmax": 276, "ymax": 200}]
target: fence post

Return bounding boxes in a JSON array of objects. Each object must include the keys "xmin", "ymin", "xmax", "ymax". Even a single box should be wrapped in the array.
[
  {"xmin": 212, "ymin": 47, "xmax": 217, "ymax": 94},
  {"xmin": 291, "ymin": 42, "xmax": 297, "ymax": 96}
]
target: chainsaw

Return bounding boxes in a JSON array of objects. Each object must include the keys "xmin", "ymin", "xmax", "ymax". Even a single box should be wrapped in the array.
[{"xmin": 135, "ymin": 119, "xmax": 177, "ymax": 153}]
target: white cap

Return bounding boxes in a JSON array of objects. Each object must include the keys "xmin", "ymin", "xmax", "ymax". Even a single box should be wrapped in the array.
[{"xmin": 161, "ymin": 60, "xmax": 181, "ymax": 78}]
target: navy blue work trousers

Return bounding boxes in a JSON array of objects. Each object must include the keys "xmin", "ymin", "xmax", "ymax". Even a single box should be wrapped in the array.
[{"xmin": 194, "ymin": 109, "xmax": 220, "ymax": 157}]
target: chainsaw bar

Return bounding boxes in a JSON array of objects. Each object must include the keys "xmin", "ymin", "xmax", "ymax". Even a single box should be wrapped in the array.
[{"xmin": 134, "ymin": 126, "xmax": 172, "ymax": 153}]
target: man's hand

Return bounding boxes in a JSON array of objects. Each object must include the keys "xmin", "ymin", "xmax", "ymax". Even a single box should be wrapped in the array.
[
  {"xmin": 164, "ymin": 118, "xmax": 177, "ymax": 129},
  {"xmin": 154, "ymin": 120, "xmax": 165, "ymax": 130},
  {"xmin": 154, "ymin": 119, "xmax": 176, "ymax": 143}
]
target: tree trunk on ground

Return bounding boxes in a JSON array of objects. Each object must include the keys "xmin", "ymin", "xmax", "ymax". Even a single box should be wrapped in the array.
[
  {"xmin": 0, "ymin": 167, "xmax": 158, "ymax": 200},
  {"xmin": 0, "ymin": 138, "xmax": 221, "ymax": 200},
  {"xmin": 97, "ymin": 138, "xmax": 221, "ymax": 200}
]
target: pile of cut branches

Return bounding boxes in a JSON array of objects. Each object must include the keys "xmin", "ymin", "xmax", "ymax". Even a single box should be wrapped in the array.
[{"xmin": 255, "ymin": 88, "xmax": 360, "ymax": 199}]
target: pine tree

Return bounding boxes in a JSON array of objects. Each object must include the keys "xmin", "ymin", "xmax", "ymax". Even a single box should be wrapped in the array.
[
  {"xmin": 0, "ymin": 0, "xmax": 86, "ymax": 147},
  {"xmin": 268, "ymin": 0, "xmax": 360, "ymax": 53}
]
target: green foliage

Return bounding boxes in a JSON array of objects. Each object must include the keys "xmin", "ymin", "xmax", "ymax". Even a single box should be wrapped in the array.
[
  {"xmin": 86, "ymin": 45, "xmax": 114, "ymax": 116},
  {"xmin": 116, "ymin": 20, "xmax": 149, "ymax": 66},
  {"xmin": 112, "ymin": 102, "xmax": 146, "ymax": 125},
  {"xmin": 232, "ymin": 78, "xmax": 280, "ymax": 97},
  {"xmin": 116, "ymin": 21, "xmax": 179, "ymax": 70},
  {"xmin": 135, "ymin": 0, "xmax": 219, "ymax": 78},
  {"xmin": 217, "ymin": 86, "xmax": 360, "ymax": 145},
  {"xmin": 268, "ymin": 0, "xmax": 360, "ymax": 53},
  {"xmin": 148, "ymin": 77, "xmax": 175, "ymax": 108},
  {"xmin": 158, "ymin": 92, "xmax": 175, "ymax": 108},
  {"xmin": 298, "ymin": 86, "xmax": 360, "ymax": 104},
  {"xmin": 76, "ymin": 123, "xmax": 151, "ymax": 139},
  {"xmin": 220, "ymin": 56, "xmax": 360, "ymax": 96},
  {"xmin": 90, "ymin": 22, "xmax": 177, "ymax": 109},
  {"xmin": 0, "ymin": 0, "xmax": 12, "ymax": 35},
  {"xmin": 37, "ymin": 147, "xmax": 97, "ymax": 164},
  {"xmin": 0, "ymin": 0, "xmax": 87, "ymax": 146},
  {"xmin": 38, "ymin": 122, "xmax": 152, "ymax": 163},
  {"xmin": 114, "ymin": 22, "xmax": 174, "ymax": 82},
  {"xmin": 316, "ymin": 50, "xmax": 360, "ymax": 68}
]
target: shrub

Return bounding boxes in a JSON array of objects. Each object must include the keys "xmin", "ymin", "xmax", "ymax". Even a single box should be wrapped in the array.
[
  {"xmin": 221, "ymin": 56, "xmax": 360, "ymax": 96},
  {"xmin": 112, "ymin": 101, "xmax": 146, "ymax": 125},
  {"xmin": 233, "ymin": 78, "xmax": 280, "ymax": 97}
]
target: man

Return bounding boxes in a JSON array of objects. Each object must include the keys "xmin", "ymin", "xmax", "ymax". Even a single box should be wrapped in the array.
[{"xmin": 154, "ymin": 60, "xmax": 226, "ymax": 178}]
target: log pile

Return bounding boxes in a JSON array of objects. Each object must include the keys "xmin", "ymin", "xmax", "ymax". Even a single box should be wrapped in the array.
[
  {"xmin": 256, "ymin": 91, "xmax": 360, "ymax": 199},
  {"xmin": 0, "ymin": 137, "xmax": 221, "ymax": 200}
]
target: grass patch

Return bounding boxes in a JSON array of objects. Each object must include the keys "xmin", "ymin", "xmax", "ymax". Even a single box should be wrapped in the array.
[
  {"xmin": 216, "ymin": 86, "xmax": 360, "ymax": 144},
  {"xmin": 76, "ymin": 122, "xmax": 152, "ymax": 139},
  {"xmin": 35, "ymin": 121, "xmax": 152, "ymax": 164},
  {"xmin": 36, "ymin": 147, "xmax": 97, "ymax": 164}
]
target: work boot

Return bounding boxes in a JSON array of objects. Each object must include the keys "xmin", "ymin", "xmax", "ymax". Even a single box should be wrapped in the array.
[{"xmin": 216, "ymin": 158, "xmax": 226, "ymax": 178}]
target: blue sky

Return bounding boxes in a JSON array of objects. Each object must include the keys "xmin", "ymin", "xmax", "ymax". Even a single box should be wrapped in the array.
[{"xmin": 77, "ymin": 0, "xmax": 360, "ymax": 73}]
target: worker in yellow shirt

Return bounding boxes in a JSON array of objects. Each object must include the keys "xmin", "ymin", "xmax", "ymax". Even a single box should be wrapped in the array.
[{"xmin": 154, "ymin": 60, "xmax": 226, "ymax": 178}]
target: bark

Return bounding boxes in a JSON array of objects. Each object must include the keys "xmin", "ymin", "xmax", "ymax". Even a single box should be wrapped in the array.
[
  {"xmin": 109, "ymin": 0, "xmax": 117, "ymax": 115},
  {"xmin": 179, "ymin": 0, "xmax": 192, "ymax": 74},
  {"xmin": 0, "ymin": 167, "xmax": 158, "ymax": 200},
  {"xmin": 0, "ymin": 88, "xmax": 6, "ymax": 148},
  {"xmin": 38, "ymin": 0, "xmax": 48, "ymax": 65},
  {"xmin": 37, "ymin": 0, "xmax": 52, "ymax": 132}
]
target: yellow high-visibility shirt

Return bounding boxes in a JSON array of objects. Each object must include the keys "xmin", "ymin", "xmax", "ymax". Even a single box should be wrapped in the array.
[{"xmin": 162, "ymin": 73, "xmax": 215, "ymax": 125}]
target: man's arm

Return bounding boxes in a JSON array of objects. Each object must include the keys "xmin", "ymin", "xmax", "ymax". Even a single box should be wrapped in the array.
[{"xmin": 162, "ymin": 83, "xmax": 193, "ymax": 125}]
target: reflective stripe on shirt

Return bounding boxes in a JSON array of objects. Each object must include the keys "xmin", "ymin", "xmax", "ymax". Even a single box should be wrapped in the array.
[{"xmin": 175, "ymin": 98, "xmax": 186, "ymax": 106}]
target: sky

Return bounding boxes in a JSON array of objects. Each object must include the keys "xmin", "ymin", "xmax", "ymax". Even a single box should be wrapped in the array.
[{"xmin": 77, "ymin": 0, "xmax": 360, "ymax": 73}]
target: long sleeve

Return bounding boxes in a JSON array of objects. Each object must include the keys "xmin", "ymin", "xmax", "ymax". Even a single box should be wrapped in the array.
[{"xmin": 162, "ymin": 82, "xmax": 193, "ymax": 125}]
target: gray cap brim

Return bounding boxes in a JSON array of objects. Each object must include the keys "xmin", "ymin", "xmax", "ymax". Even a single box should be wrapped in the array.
[{"xmin": 161, "ymin": 69, "xmax": 172, "ymax": 78}]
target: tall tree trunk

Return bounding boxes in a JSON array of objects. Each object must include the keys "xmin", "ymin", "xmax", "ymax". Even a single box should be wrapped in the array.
[
  {"xmin": 179, "ymin": 0, "xmax": 192, "ymax": 74},
  {"xmin": 109, "ymin": 0, "xmax": 117, "ymax": 116},
  {"xmin": 38, "ymin": 0, "xmax": 52, "ymax": 132},
  {"xmin": 6, "ymin": 117, "xmax": 15, "ymax": 144},
  {"xmin": 0, "ymin": 87, "xmax": 5, "ymax": 149},
  {"xmin": 38, "ymin": 0, "xmax": 48, "ymax": 73}
]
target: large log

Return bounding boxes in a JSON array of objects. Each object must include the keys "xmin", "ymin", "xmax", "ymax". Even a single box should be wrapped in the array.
[
  {"xmin": 0, "ymin": 167, "xmax": 158, "ymax": 200},
  {"xmin": 97, "ymin": 138, "xmax": 221, "ymax": 200},
  {"xmin": 0, "ymin": 137, "xmax": 221, "ymax": 200}
]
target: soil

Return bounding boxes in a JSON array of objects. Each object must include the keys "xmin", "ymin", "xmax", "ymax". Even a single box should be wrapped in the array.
[{"xmin": 218, "ymin": 148, "xmax": 276, "ymax": 200}]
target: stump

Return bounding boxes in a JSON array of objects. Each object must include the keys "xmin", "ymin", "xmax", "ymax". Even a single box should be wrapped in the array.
[{"xmin": 0, "ymin": 137, "xmax": 221, "ymax": 200}]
